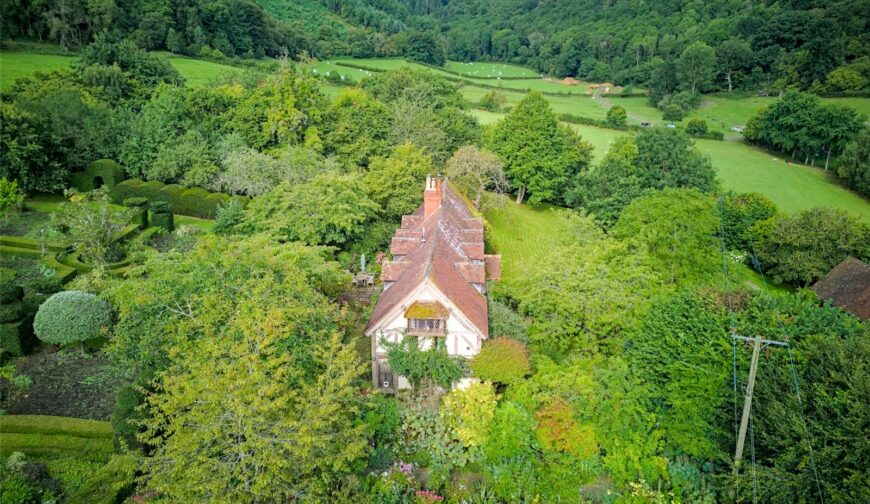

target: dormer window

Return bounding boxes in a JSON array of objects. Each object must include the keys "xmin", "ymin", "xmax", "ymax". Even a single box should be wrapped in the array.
[{"xmin": 405, "ymin": 301, "xmax": 448, "ymax": 336}]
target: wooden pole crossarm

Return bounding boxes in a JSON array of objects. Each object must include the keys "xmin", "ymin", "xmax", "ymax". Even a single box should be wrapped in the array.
[{"xmin": 732, "ymin": 334, "xmax": 788, "ymax": 347}]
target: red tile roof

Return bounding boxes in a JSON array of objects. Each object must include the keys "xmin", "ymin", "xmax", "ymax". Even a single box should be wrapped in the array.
[
  {"xmin": 366, "ymin": 181, "xmax": 490, "ymax": 336},
  {"xmin": 811, "ymin": 257, "xmax": 870, "ymax": 321}
]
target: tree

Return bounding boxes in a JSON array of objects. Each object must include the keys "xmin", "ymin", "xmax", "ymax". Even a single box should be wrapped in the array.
[
  {"xmin": 814, "ymin": 106, "xmax": 865, "ymax": 170},
  {"xmin": 836, "ymin": 127, "xmax": 870, "ymax": 197},
  {"xmin": 104, "ymin": 234, "xmax": 347, "ymax": 383},
  {"xmin": 720, "ymin": 192, "xmax": 778, "ymax": 251},
  {"xmin": 750, "ymin": 208, "xmax": 870, "ymax": 286},
  {"xmin": 685, "ymin": 118, "xmax": 708, "ymax": 137},
  {"xmin": 612, "ymin": 188, "xmax": 721, "ymax": 286},
  {"xmin": 633, "ymin": 128, "xmax": 717, "ymax": 192},
  {"xmin": 52, "ymin": 189, "xmax": 136, "ymax": 268},
  {"xmin": 488, "ymin": 92, "xmax": 588, "ymax": 204},
  {"xmin": 148, "ymin": 130, "xmax": 219, "ymax": 188},
  {"xmin": 826, "ymin": 66, "xmax": 867, "ymax": 91},
  {"xmin": 717, "ymin": 38, "xmax": 753, "ymax": 92},
  {"xmin": 364, "ymin": 142, "xmax": 432, "ymax": 221},
  {"xmin": 0, "ymin": 178, "xmax": 24, "ymax": 220},
  {"xmin": 445, "ymin": 146, "xmax": 508, "ymax": 209},
  {"xmin": 321, "ymin": 88, "xmax": 391, "ymax": 168},
  {"xmin": 627, "ymin": 291, "xmax": 730, "ymax": 460},
  {"xmin": 212, "ymin": 147, "xmax": 337, "ymax": 197},
  {"xmin": 244, "ymin": 173, "xmax": 379, "ymax": 247},
  {"xmin": 662, "ymin": 103, "xmax": 684, "ymax": 122},
  {"xmin": 400, "ymin": 31, "xmax": 446, "ymax": 66},
  {"xmin": 606, "ymin": 105, "xmax": 627, "ymax": 129},
  {"xmin": 0, "ymin": 103, "xmax": 63, "ymax": 193},
  {"xmin": 34, "ymin": 291, "xmax": 113, "ymax": 347},
  {"xmin": 515, "ymin": 213, "xmax": 659, "ymax": 356},
  {"xmin": 677, "ymin": 42, "xmax": 717, "ymax": 95},
  {"xmin": 140, "ymin": 320, "xmax": 367, "ymax": 501},
  {"xmin": 470, "ymin": 338, "xmax": 530, "ymax": 385},
  {"xmin": 386, "ymin": 99, "xmax": 450, "ymax": 165}
]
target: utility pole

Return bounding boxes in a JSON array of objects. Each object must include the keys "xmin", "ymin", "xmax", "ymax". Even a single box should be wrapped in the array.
[{"xmin": 733, "ymin": 334, "xmax": 788, "ymax": 468}]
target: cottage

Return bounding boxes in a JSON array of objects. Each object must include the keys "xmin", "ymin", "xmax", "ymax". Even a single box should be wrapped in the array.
[
  {"xmin": 365, "ymin": 176, "xmax": 501, "ymax": 391},
  {"xmin": 810, "ymin": 257, "xmax": 870, "ymax": 321}
]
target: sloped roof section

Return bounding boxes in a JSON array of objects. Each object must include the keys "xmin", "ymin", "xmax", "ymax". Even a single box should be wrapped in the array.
[
  {"xmin": 366, "ymin": 181, "xmax": 490, "ymax": 336},
  {"xmin": 810, "ymin": 256, "xmax": 870, "ymax": 321}
]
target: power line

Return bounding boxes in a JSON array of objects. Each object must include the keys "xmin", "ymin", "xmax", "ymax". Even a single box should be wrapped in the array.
[{"xmin": 746, "ymin": 236, "xmax": 825, "ymax": 504}]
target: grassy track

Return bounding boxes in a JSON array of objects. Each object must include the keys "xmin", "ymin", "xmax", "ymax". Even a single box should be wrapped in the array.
[{"xmin": 1, "ymin": 50, "xmax": 245, "ymax": 88}]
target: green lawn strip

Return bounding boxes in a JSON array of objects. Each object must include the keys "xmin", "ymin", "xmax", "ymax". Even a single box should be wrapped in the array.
[
  {"xmin": 0, "ymin": 414, "xmax": 113, "ymax": 438},
  {"xmin": 0, "ymin": 432, "xmax": 113, "ymax": 461}
]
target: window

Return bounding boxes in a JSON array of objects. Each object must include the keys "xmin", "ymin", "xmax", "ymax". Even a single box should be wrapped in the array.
[{"xmin": 407, "ymin": 318, "xmax": 445, "ymax": 335}]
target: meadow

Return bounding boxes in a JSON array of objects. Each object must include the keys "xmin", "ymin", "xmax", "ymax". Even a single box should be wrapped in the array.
[
  {"xmin": 444, "ymin": 60, "xmax": 540, "ymax": 78},
  {"xmin": 0, "ymin": 51, "xmax": 245, "ymax": 88}
]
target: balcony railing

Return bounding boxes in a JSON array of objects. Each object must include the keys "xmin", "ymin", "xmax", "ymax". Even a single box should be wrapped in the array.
[{"xmin": 407, "ymin": 319, "xmax": 446, "ymax": 336}]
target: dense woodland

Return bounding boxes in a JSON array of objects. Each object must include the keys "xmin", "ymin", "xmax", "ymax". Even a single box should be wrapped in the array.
[
  {"xmin": 1, "ymin": 2, "xmax": 869, "ymax": 503},
  {"xmin": 4, "ymin": 0, "xmax": 869, "ymax": 94}
]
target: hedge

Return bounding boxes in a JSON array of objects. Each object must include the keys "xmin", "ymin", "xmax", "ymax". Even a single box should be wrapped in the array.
[
  {"xmin": 67, "ymin": 454, "xmax": 137, "ymax": 504},
  {"xmin": 33, "ymin": 291, "xmax": 114, "ymax": 346},
  {"xmin": 0, "ymin": 236, "xmax": 66, "ymax": 252},
  {"xmin": 0, "ymin": 432, "xmax": 114, "ymax": 461},
  {"xmin": 70, "ymin": 159, "xmax": 126, "ymax": 192},
  {"xmin": 0, "ymin": 318, "xmax": 37, "ymax": 356},
  {"xmin": 0, "ymin": 300, "xmax": 23, "ymax": 322},
  {"xmin": 0, "ymin": 283, "xmax": 24, "ymax": 303},
  {"xmin": 109, "ymin": 179, "xmax": 249, "ymax": 218},
  {"xmin": 0, "ymin": 415, "xmax": 114, "ymax": 439}
]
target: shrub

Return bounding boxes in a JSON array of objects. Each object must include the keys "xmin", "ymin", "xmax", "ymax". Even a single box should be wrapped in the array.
[
  {"xmin": 606, "ymin": 105, "xmax": 627, "ymax": 129},
  {"xmin": 150, "ymin": 201, "xmax": 174, "ymax": 231},
  {"xmin": 0, "ymin": 300, "xmax": 23, "ymax": 322},
  {"xmin": 720, "ymin": 192, "xmax": 778, "ymax": 251},
  {"xmin": 488, "ymin": 299, "xmax": 530, "ymax": 343},
  {"xmin": 70, "ymin": 159, "xmax": 126, "ymax": 192},
  {"xmin": 33, "ymin": 291, "xmax": 113, "ymax": 346},
  {"xmin": 0, "ymin": 283, "xmax": 24, "ymax": 303},
  {"xmin": 67, "ymin": 455, "xmax": 137, "ymax": 504},
  {"xmin": 663, "ymin": 104, "xmax": 685, "ymax": 122},
  {"xmin": 110, "ymin": 178, "xmax": 247, "ymax": 218},
  {"xmin": 0, "ymin": 477, "xmax": 36, "ymax": 504},
  {"xmin": 534, "ymin": 398, "xmax": 598, "ymax": 458},
  {"xmin": 122, "ymin": 197, "xmax": 149, "ymax": 229},
  {"xmin": 440, "ymin": 381, "xmax": 497, "ymax": 448},
  {"xmin": 213, "ymin": 199, "xmax": 245, "ymax": 234},
  {"xmin": 685, "ymin": 118, "xmax": 708, "ymax": 137},
  {"xmin": 1, "ymin": 319, "xmax": 38, "ymax": 356},
  {"xmin": 469, "ymin": 338, "xmax": 530, "ymax": 385}
]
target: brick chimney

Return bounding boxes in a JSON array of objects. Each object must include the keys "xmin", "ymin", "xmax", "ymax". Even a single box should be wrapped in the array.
[{"xmin": 424, "ymin": 175, "xmax": 443, "ymax": 220}]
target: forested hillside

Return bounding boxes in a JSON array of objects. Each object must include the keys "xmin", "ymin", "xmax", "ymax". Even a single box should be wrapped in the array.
[{"xmin": 387, "ymin": 0, "xmax": 870, "ymax": 91}]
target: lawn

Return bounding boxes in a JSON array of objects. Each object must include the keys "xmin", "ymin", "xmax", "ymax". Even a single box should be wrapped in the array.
[
  {"xmin": 1, "ymin": 50, "xmax": 246, "ymax": 88},
  {"xmin": 0, "ymin": 52, "xmax": 77, "ymax": 89},
  {"xmin": 469, "ymin": 110, "xmax": 870, "ymax": 222},
  {"xmin": 484, "ymin": 198, "xmax": 572, "ymax": 286}
]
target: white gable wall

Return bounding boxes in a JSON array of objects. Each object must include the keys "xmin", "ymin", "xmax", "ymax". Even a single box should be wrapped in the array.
[{"xmin": 368, "ymin": 279, "xmax": 485, "ymax": 390}]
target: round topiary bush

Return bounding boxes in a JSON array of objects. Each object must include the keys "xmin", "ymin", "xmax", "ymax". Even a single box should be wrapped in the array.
[
  {"xmin": 470, "ymin": 338, "xmax": 531, "ymax": 385},
  {"xmin": 33, "ymin": 291, "xmax": 113, "ymax": 346}
]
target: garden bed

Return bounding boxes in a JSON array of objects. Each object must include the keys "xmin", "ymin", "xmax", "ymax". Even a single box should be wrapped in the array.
[{"xmin": 1, "ymin": 350, "xmax": 119, "ymax": 420}]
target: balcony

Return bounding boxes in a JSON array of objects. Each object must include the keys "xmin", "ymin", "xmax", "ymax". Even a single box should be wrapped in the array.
[{"xmin": 407, "ymin": 318, "xmax": 446, "ymax": 336}]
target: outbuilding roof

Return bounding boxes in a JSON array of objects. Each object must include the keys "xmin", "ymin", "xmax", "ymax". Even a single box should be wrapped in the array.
[{"xmin": 810, "ymin": 256, "xmax": 870, "ymax": 321}]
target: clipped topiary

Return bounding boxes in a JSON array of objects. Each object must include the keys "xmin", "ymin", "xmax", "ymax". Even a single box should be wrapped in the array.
[
  {"xmin": 33, "ymin": 291, "xmax": 113, "ymax": 347},
  {"xmin": 122, "ymin": 197, "xmax": 149, "ymax": 229},
  {"xmin": 150, "ymin": 201, "xmax": 174, "ymax": 231},
  {"xmin": 470, "ymin": 338, "xmax": 531, "ymax": 385}
]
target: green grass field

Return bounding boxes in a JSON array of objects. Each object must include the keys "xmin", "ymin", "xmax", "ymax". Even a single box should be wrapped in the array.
[
  {"xmin": 0, "ymin": 50, "xmax": 245, "ymax": 88},
  {"xmin": 445, "ymin": 60, "xmax": 540, "ymax": 78},
  {"xmin": 470, "ymin": 110, "xmax": 870, "ymax": 222},
  {"xmin": 484, "ymin": 199, "xmax": 571, "ymax": 286}
]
